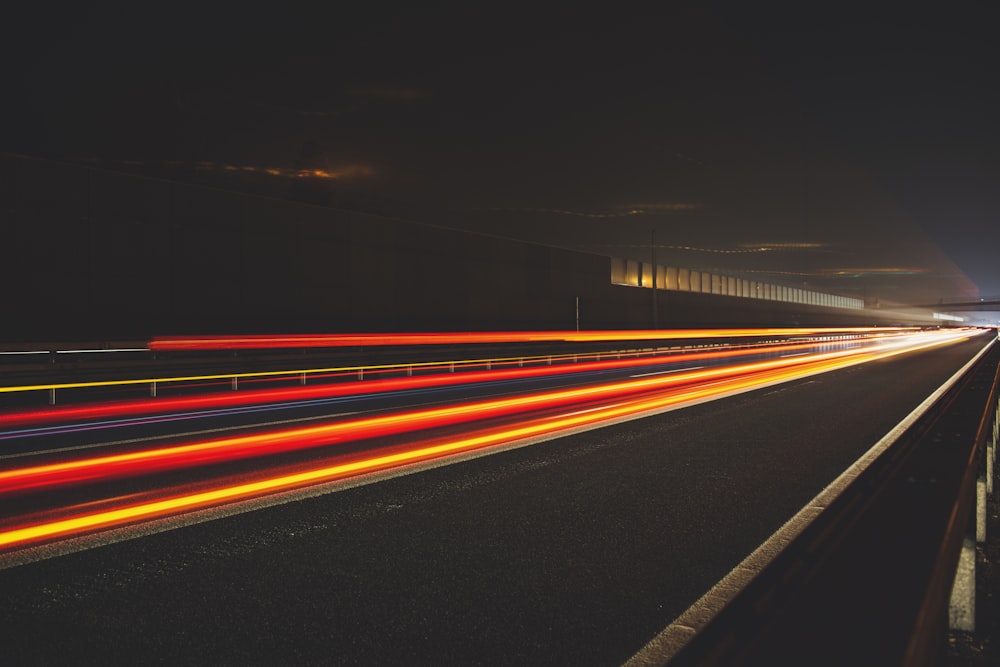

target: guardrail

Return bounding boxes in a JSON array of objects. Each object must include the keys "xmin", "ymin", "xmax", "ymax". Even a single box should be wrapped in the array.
[
  {"xmin": 2, "ymin": 330, "xmax": 877, "ymax": 409},
  {"xmin": 0, "ymin": 344, "xmax": 717, "ymax": 408},
  {"xmin": 627, "ymin": 335, "xmax": 999, "ymax": 666}
]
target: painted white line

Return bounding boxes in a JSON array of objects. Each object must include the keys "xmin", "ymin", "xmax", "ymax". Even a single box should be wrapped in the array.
[
  {"xmin": 0, "ymin": 411, "xmax": 362, "ymax": 461},
  {"xmin": 1, "ymin": 333, "xmax": 981, "ymax": 570},
  {"xmin": 55, "ymin": 348, "xmax": 148, "ymax": 354},
  {"xmin": 630, "ymin": 366, "xmax": 705, "ymax": 378},
  {"xmin": 623, "ymin": 336, "xmax": 996, "ymax": 667}
]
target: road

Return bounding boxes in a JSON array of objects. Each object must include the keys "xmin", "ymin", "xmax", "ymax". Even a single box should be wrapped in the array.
[{"xmin": 0, "ymin": 330, "xmax": 992, "ymax": 664}]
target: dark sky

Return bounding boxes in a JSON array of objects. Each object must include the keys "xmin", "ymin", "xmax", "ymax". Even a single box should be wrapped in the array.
[{"xmin": 5, "ymin": 2, "xmax": 999, "ymax": 313}]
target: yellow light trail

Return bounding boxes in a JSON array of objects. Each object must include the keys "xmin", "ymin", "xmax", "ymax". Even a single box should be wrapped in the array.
[
  {"xmin": 148, "ymin": 327, "xmax": 905, "ymax": 351},
  {"xmin": 0, "ymin": 334, "xmax": 940, "ymax": 493},
  {"xmin": 2, "ymin": 329, "xmax": 878, "ymax": 394},
  {"xmin": 0, "ymin": 329, "xmax": 973, "ymax": 552}
]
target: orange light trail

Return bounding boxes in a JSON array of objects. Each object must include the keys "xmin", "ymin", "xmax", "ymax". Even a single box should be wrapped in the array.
[
  {"xmin": 148, "ymin": 327, "xmax": 903, "ymax": 351},
  {"xmin": 0, "ymin": 329, "xmax": 974, "ymax": 553},
  {"xmin": 0, "ymin": 335, "xmax": 940, "ymax": 495},
  {"xmin": 0, "ymin": 339, "xmax": 863, "ymax": 429}
]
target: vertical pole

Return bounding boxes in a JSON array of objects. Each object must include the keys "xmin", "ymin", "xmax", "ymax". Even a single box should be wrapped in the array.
[
  {"xmin": 151, "ymin": 351, "xmax": 158, "ymax": 396},
  {"xmin": 949, "ymin": 536, "xmax": 976, "ymax": 632},
  {"xmin": 977, "ymin": 475, "xmax": 987, "ymax": 543},
  {"xmin": 49, "ymin": 350, "xmax": 56, "ymax": 405},
  {"xmin": 651, "ymin": 229, "xmax": 658, "ymax": 329},
  {"xmin": 575, "ymin": 296, "xmax": 580, "ymax": 332},
  {"xmin": 988, "ymin": 413, "xmax": 996, "ymax": 496}
]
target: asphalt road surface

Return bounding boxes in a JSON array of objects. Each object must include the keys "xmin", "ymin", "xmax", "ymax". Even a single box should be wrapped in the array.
[{"xmin": 0, "ymin": 334, "xmax": 991, "ymax": 665}]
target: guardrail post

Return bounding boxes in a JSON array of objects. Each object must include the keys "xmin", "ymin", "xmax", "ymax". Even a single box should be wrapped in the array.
[
  {"xmin": 989, "ymin": 410, "xmax": 996, "ymax": 496},
  {"xmin": 231, "ymin": 351, "xmax": 239, "ymax": 390},
  {"xmin": 150, "ymin": 351, "xmax": 158, "ymax": 397},
  {"xmin": 948, "ymin": 535, "xmax": 977, "ymax": 632},
  {"xmin": 977, "ymin": 475, "xmax": 987, "ymax": 543},
  {"xmin": 951, "ymin": 390, "xmax": 1000, "ymax": 633},
  {"xmin": 989, "ymin": 395, "xmax": 998, "ymax": 510},
  {"xmin": 989, "ymin": 433, "xmax": 995, "ymax": 496},
  {"xmin": 300, "ymin": 372, "xmax": 306, "ymax": 385}
]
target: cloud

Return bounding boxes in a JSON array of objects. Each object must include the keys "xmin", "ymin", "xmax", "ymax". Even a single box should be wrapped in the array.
[
  {"xmin": 620, "ymin": 203, "xmax": 701, "ymax": 212},
  {"xmin": 285, "ymin": 86, "xmax": 429, "ymax": 119},
  {"xmin": 197, "ymin": 161, "xmax": 376, "ymax": 180},
  {"xmin": 347, "ymin": 85, "xmax": 428, "ymax": 102},
  {"xmin": 76, "ymin": 157, "xmax": 376, "ymax": 180},
  {"xmin": 818, "ymin": 267, "xmax": 930, "ymax": 278},
  {"xmin": 486, "ymin": 202, "xmax": 701, "ymax": 218},
  {"xmin": 606, "ymin": 241, "xmax": 830, "ymax": 255},
  {"xmin": 486, "ymin": 207, "xmax": 647, "ymax": 219}
]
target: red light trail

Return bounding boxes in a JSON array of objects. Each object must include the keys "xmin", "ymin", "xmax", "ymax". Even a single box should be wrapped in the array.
[
  {"xmin": 148, "ymin": 327, "xmax": 903, "ymax": 351},
  {"xmin": 0, "ymin": 338, "xmax": 865, "ymax": 430},
  {"xmin": 0, "ymin": 328, "xmax": 975, "ymax": 555}
]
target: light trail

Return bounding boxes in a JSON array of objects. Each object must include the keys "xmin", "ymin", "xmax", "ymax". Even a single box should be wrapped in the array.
[
  {"xmin": 0, "ymin": 328, "xmax": 973, "ymax": 553},
  {"xmin": 0, "ymin": 338, "xmax": 869, "ymax": 430},
  {"xmin": 0, "ymin": 334, "xmax": 941, "ymax": 495},
  {"xmin": 148, "ymin": 327, "xmax": 905, "ymax": 351},
  {"xmin": 630, "ymin": 366, "xmax": 706, "ymax": 378}
]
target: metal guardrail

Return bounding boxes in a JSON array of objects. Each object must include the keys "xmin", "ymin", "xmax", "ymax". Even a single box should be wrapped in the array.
[
  {"xmin": 628, "ymin": 335, "xmax": 1000, "ymax": 666},
  {"xmin": 0, "ymin": 332, "xmax": 888, "ymax": 409},
  {"xmin": 0, "ymin": 342, "xmax": 716, "ymax": 408}
]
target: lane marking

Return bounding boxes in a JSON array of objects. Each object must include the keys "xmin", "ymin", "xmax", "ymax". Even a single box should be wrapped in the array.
[
  {"xmin": 623, "ymin": 336, "xmax": 996, "ymax": 666},
  {"xmin": 0, "ymin": 330, "xmax": 977, "ymax": 569},
  {"xmin": 0, "ymin": 411, "xmax": 362, "ymax": 462},
  {"xmin": 630, "ymin": 366, "xmax": 705, "ymax": 378}
]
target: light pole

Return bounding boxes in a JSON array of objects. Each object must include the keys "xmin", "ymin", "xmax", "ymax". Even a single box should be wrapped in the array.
[{"xmin": 651, "ymin": 229, "xmax": 658, "ymax": 329}]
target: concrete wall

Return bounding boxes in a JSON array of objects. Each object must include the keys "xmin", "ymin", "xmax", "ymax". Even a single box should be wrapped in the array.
[
  {"xmin": 610, "ymin": 257, "xmax": 863, "ymax": 310},
  {"xmin": 0, "ymin": 154, "xmax": 919, "ymax": 342}
]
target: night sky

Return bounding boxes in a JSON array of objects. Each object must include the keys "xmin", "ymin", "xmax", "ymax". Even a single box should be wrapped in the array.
[{"xmin": 4, "ymin": 3, "xmax": 999, "ymax": 315}]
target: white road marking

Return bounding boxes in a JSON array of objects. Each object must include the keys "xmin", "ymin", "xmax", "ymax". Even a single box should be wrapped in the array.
[{"xmin": 630, "ymin": 366, "xmax": 705, "ymax": 378}]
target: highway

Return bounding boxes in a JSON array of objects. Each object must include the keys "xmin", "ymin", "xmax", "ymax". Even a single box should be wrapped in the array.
[{"xmin": 0, "ymin": 328, "xmax": 994, "ymax": 664}]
